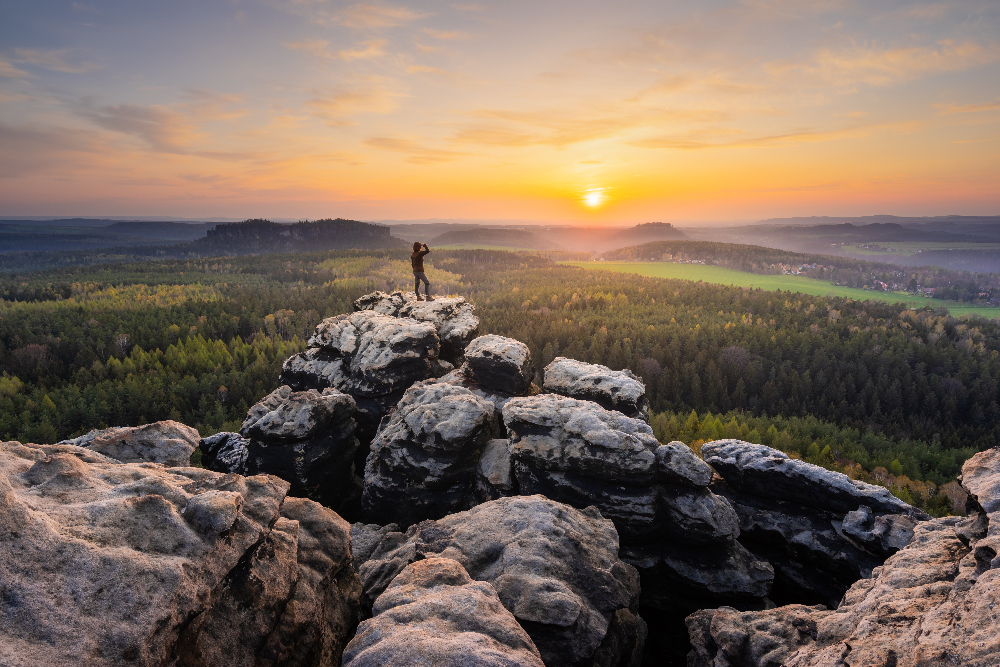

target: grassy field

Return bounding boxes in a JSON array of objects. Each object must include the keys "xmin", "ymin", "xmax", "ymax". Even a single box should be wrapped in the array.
[
  {"xmin": 564, "ymin": 261, "xmax": 1000, "ymax": 319},
  {"xmin": 844, "ymin": 242, "xmax": 1000, "ymax": 257}
]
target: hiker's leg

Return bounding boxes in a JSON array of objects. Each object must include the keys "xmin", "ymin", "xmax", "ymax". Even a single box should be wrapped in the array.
[
  {"xmin": 414, "ymin": 274, "xmax": 421, "ymax": 295},
  {"xmin": 420, "ymin": 273, "xmax": 431, "ymax": 296}
]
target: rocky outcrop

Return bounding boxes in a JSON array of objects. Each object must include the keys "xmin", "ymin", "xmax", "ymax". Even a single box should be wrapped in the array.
[
  {"xmin": 354, "ymin": 495, "xmax": 645, "ymax": 667},
  {"xmin": 702, "ymin": 440, "xmax": 928, "ymax": 606},
  {"xmin": 463, "ymin": 334, "xmax": 535, "ymax": 395},
  {"xmin": 280, "ymin": 310, "xmax": 444, "ymax": 428},
  {"xmin": 542, "ymin": 357, "xmax": 649, "ymax": 422},
  {"xmin": 59, "ymin": 420, "xmax": 199, "ymax": 467},
  {"xmin": 343, "ymin": 557, "xmax": 546, "ymax": 667},
  {"xmin": 0, "ymin": 439, "xmax": 361, "ymax": 667},
  {"xmin": 361, "ymin": 381, "xmax": 498, "ymax": 526},
  {"xmin": 353, "ymin": 290, "xmax": 479, "ymax": 364},
  {"xmin": 687, "ymin": 447, "xmax": 1000, "ymax": 667},
  {"xmin": 199, "ymin": 386, "xmax": 361, "ymax": 516},
  {"xmin": 501, "ymin": 396, "xmax": 772, "ymax": 616}
]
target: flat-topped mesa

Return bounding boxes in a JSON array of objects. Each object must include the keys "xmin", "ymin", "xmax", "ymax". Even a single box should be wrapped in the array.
[
  {"xmin": 701, "ymin": 439, "xmax": 928, "ymax": 607},
  {"xmin": 353, "ymin": 290, "xmax": 479, "ymax": 364},
  {"xmin": 199, "ymin": 385, "xmax": 361, "ymax": 516},
  {"xmin": 353, "ymin": 495, "xmax": 645, "ymax": 667},
  {"xmin": 542, "ymin": 357, "xmax": 649, "ymax": 422},
  {"xmin": 343, "ymin": 557, "xmax": 546, "ymax": 667},
  {"xmin": 687, "ymin": 446, "xmax": 1000, "ymax": 667},
  {"xmin": 0, "ymin": 439, "xmax": 361, "ymax": 667},
  {"xmin": 361, "ymin": 381, "xmax": 498, "ymax": 526}
]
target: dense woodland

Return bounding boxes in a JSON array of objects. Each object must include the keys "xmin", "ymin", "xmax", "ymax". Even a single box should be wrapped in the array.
[
  {"xmin": 604, "ymin": 240, "xmax": 1000, "ymax": 300},
  {"xmin": 2, "ymin": 248, "xmax": 998, "ymax": 514}
]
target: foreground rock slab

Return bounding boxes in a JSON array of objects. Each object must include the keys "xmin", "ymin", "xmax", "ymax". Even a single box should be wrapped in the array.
[
  {"xmin": 343, "ymin": 557, "xmax": 545, "ymax": 667},
  {"xmin": 542, "ymin": 357, "xmax": 649, "ymax": 422},
  {"xmin": 355, "ymin": 495, "xmax": 645, "ymax": 667},
  {"xmin": 686, "ymin": 446, "xmax": 1000, "ymax": 667},
  {"xmin": 59, "ymin": 420, "xmax": 199, "ymax": 467},
  {"xmin": 0, "ymin": 440, "xmax": 361, "ymax": 667}
]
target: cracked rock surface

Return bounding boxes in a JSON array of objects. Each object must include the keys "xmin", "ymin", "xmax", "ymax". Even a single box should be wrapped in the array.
[
  {"xmin": 542, "ymin": 357, "xmax": 649, "ymax": 422},
  {"xmin": 0, "ymin": 440, "xmax": 361, "ymax": 667},
  {"xmin": 59, "ymin": 420, "xmax": 200, "ymax": 467}
]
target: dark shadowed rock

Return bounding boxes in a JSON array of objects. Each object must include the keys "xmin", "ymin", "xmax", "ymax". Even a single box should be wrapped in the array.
[
  {"xmin": 59, "ymin": 420, "xmax": 199, "ymax": 467},
  {"xmin": 199, "ymin": 386, "xmax": 361, "ymax": 515},
  {"xmin": 357, "ymin": 495, "xmax": 644, "ymax": 667},
  {"xmin": 350, "ymin": 522, "xmax": 400, "ymax": 572},
  {"xmin": 475, "ymin": 438, "xmax": 514, "ymax": 502},
  {"xmin": 701, "ymin": 440, "xmax": 928, "ymax": 517},
  {"xmin": 0, "ymin": 440, "xmax": 361, "ymax": 667},
  {"xmin": 842, "ymin": 505, "xmax": 919, "ymax": 559},
  {"xmin": 343, "ymin": 557, "xmax": 545, "ymax": 667},
  {"xmin": 687, "ymin": 446, "xmax": 1000, "ymax": 667},
  {"xmin": 361, "ymin": 381, "xmax": 498, "ymax": 526},
  {"xmin": 542, "ymin": 357, "xmax": 649, "ymax": 421},
  {"xmin": 463, "ymin": 334, "xmax": 535, "ymax": 394},
  {"xmin": 199, "ymin": 431, "xmax": 249, "ymax": 474}
]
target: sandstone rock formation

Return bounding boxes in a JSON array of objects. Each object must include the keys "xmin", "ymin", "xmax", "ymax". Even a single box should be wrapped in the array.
[
  {"xmin": 361, "ymin": 381, "xmax": 498, "ymax": 526},
  {"xmin": 343, "ymin": 557, "xmax": 546, "ymax": 667},
  {"xmin": 354, "ymin": 495, "xmax": 646, "ymax": 667},
  {"xmin": 200, "ymin": 385, "xmax": 361, "ymax": 515},
  {"xmin": 353, "ymin": 290, "xmax": 479, "ymax": 364},
  {"xmin": 542, "ymin": 357, "xmax": 649, "ymax": 421},
  {"xmin": 463, "ymin": 334, "xmax": 535, "ymax": 395},
  {"xmin": 502, "ymin": 396, "xmax": 772, "ymax": 615},
  {"xmin": 0, "ymin": 439, "xmax": 361, "ymax": 667},
  {"xmin": 702, "ymin": 440, "xmax": 928, "ymax": 606},
  {"xmin": 59, "ymin": 420, "xmax": 199, "ymax": 467},
  {"xmin": 686, "ymin": 446, "xmax": 1000, "ymax": 667},
  {"xmin": 280, "ymin": 310, "xmax": 444, "ymax": 429}
]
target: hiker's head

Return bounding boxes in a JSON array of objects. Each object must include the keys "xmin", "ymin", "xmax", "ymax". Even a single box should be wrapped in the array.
[{"xmin": 413, "ymin": 242, "xmax": 422, "ymax": 252}]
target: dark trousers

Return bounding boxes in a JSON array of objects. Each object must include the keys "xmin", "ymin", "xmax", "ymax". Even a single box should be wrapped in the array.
[{"xmin": 413, "ymin": 271, "xmax": 430, "ymax": 294}]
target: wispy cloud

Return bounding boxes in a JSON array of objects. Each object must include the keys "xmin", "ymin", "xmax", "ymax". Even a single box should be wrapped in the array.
[
  {"xmin": 422, "ymin": 28, "xmax": 470, "ymax": 40},
  {"xmin": 13, "ymin": 48, "xmax": 101, "ymax": 73},
  {"xmin": 628, "ymin": 121, "xmax": 916, "ymax": 150},
  {"xmin": 76, "ymin": 102, "xmax": 198, "ymax": 152},
  {"xmin": 306, "ymin": 83, "xmax": 403, "ymax": 124},
  {"xmin": 284, "ymin": 38, "xmax": 387, "ymax": 61},
  {"xmin": 275, "ymin": 1, "xmax": 426, "ymax": 29},
  {"xmin": 0, "ymin": 59, "xmax": 32, "ymax": 79},
  {"xmin": 365, "ymin": 136, "xmax": 470, "ymax": 164},
  {"xmin": 935, "ymin": 99, "xmax": 1000, "ymax": 115}
]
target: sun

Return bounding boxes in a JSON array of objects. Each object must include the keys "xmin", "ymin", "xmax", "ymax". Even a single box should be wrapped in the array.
[{"xmin": 582, "ymin": 188, "xmax": 606, "ymax": 208}]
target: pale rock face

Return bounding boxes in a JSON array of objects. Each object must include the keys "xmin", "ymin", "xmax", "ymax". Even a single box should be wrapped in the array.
[
  {"xmin": 0, "ymin": 440, "xmax": 361, "ymax": 667},
  {"xmin": 476, "ymin": 438, "xmax": 514, "ymax": 501},
  {"xmin": 542, "ymin": 357, "xmax": 649, "ymax": 422},
  {"xmin": 59, "ymin": 420, "xmax": 200, "ymax": 467},
  {"xmin": 356, "ymin": 495, "xmax": 645, "ymax": 667},
  {"xmin": 463, "ymin": 334, "xmax": 535, "ymax": 395},
  {"xmin": 686, "ymin": 446, "xmax": 1000, "ymax": 667},
  {"xmin": 241, "ymin": 386, "xmax": 356, "ymax": 442},
  {"xmin": 701, "ymin": 440, "xmax": 927, "ymax": 517},
  {"xmin": 352, "ymin": 291, "xmax": 480, "ymax": 364},
  {"xmin": 361, "ymin": 381, "xmax": 498, "ymax": 526},
  {"xmin": 343, "ymin": 557, "xmax": 546, "ymax": 667}
]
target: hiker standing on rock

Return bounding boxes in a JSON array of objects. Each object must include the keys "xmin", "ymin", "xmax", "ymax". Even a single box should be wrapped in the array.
[{"xmin": 411, "ymin": 242, "xmax": 433, "ymax": 301}]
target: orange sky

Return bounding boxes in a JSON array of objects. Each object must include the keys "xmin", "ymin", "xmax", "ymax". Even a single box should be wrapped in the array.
[{"xmin": 1, "ymin": 0, "xmax": 998, "ymax": 223}]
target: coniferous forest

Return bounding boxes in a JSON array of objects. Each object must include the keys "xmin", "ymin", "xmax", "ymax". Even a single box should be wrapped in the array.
[{"xmin": 2, "ymin": 247, "xmax": 997, "ymax": 514}]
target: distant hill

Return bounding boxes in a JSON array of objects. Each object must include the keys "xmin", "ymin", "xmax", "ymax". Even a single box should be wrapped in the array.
[{"xmin": 193, "ymin": 218, "xmax": 407, "ymax": 254}]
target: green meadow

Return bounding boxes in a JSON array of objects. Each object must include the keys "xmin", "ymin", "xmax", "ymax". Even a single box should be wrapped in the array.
[
  {"xmin": 845, "ymin": 242, "xmax": 1000, "ymax": 256},
  {"xmin": 564, "ymin": 261, "xmax": 1000, "ymax": 319}
]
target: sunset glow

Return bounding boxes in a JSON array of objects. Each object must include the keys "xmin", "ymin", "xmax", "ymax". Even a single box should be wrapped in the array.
[{"xmin": 1, "ymin": 1, "xmax": 998, "ymax": 221}]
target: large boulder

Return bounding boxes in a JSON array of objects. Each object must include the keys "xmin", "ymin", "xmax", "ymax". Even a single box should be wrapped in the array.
[
  {"xmin": 0, "ymin": 439, "xmax": 361, "ymax": 667},
  {"xmin": 686, "ymin": 448, "xmax": 1000, "ymax": 667},
  {"xmin": 542, "ymin": 357, "xmax": 649, "ymax": 422},
  {"xmin": 58, "ymin": 420, "xmax": 199, "ymax": 467},
  {"xmin": 281, "ymin": 310, "xmax": 444, "ymax": 427},
  {"xmin": 361, "ymin": 381, "xmax": 498, "ymax": 526},
  {"xmin": 355, "ymin": 495, "xmax": 645, "ymax": 667},
  {"xmin": 353, "ymin": 291, "xmax": 480, "ymax": 364},
  {"xmin": 343, "ymin": 557, "xmax": 545, "ymax": 667},
  {"xmin": 463, "ymin": 334, "xmax": 535, "ymax": 395},
  {"xmin": 199, "ymin": 386, "xmax": 361, "ymax": 516},
  {"xmin": 702, "ymin": 440, "xmax": 928, "ymax": 606}
]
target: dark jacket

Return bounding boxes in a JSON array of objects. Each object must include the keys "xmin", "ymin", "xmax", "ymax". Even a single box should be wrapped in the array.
[{"xmin": 411, "ymin": 248, "xmax": 430, "ymax": 273}]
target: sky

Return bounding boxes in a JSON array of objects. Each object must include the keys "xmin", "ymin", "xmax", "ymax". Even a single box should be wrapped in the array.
[{"xmin": 1, "ymin": 0, "xmax": 998, "ymax": 224}]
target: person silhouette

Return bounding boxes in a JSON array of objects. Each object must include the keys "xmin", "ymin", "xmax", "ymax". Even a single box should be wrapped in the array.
[{"xmin": 411, "ymin": 242, "xmax": 433, "ymax": 301}]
